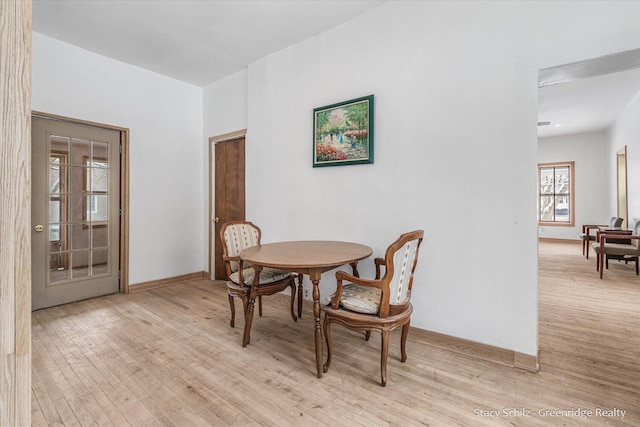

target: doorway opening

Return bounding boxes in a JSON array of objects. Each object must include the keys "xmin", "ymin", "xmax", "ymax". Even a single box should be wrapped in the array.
[{"xmin": 537, "ymin": 49, "xmax": 640, "ymax": 372}]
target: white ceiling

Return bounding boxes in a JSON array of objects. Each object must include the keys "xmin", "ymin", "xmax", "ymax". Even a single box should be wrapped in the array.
[
  {"xmin": 538, "ymin": 66, "xmax": 640, "ymax": 138},
  {"xmin": 32, "ymin": 0, "xmax": 384, "ymax": 87},
  {"xmin": 33, "ymin": 1, "xmax": 640, "ymax": 138}
]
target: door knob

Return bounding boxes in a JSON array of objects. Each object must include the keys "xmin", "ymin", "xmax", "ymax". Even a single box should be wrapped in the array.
[
  {"xmin": 214, "ymin": 217, "xmax": 220, "ymax": 223},
  {"xmin": 34, "ymin": 224, "xmax": 44, "ymax": 232}
]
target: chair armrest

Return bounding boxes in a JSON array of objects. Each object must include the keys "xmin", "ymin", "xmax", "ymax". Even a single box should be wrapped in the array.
[
  {"xmin": 331, "ymin": 270, "xmax": 383, "ymax": 309},
  {"xmin": 599, "ymin": 233, "xmax": 640, "ymax": 244},
  {"xmin": 222, "ymin": 255, "xmax": 247, "ymax": 283},
  {"xmin": 374, "ymin": 257, "xmax": 385, "ymax": 280},
  {"xmin": 582, "ymin": 224, "xmax": 607, "ymax": 232}
]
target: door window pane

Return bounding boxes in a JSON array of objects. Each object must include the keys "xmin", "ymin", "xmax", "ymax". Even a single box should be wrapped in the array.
[
  {"xmin": 70, "ymin": 138, "xmax": 90, "ymax": 166},
  {"xmin": 72, "ymin": 250, "xmax": 90, "ymax": 278},
  {"xmin": 49, "ymin": 224, "xmax": 60, "ymax": 242},
  {"xmin": 69, "ymin": 166, "xmax": 86, "ymax": 194},
  {"xmin": 50, "ymin": 136, "xmax": 69, "ymax": 158},
  {"xmin": 49, "ymin": 162, "xmax": 65, "ymax": 193},
  {"xmin": 89, "ymin": 165, "xmax": 108, "ymax": 192},
  {"xmin": 92, "ymin": 225, "xmax": 109, "ymax": 249},
  {"xmin": 93, "ymin": 140, "xmax": 108, "ymax": 160},
  {"xmin": 49, "ymin": 198, "xmax": 61, "ymax": 223},
  {"xmin": 71, "ymin": 223, "xmax": 90, "ymax": 250},
  {"xmin": 49, "ymin": 252, "xmax": 69, "ymax": 283},
  {"xmin": 90, "ymin": 195, "xmax": 108, "ymax": 222},
  {"xmin": 92, "ymin": 249, "xmax": 109, "ymax": 275},
  {"xmin": 69, "ymin": 195, "xmax": 89, "ymax": 223}
]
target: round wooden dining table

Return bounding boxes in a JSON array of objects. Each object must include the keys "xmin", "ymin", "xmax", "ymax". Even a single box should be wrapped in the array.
[{"xmin": 240, "ymin": 240, "xmax": 372, "ymax": 378}]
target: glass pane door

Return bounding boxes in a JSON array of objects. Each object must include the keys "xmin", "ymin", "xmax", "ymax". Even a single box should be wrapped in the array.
[{"xmin": 49, "ymin": 135, "xmax": 112, "ymax": 284}]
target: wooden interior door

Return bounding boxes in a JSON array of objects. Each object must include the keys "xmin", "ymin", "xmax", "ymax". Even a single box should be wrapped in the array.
[{"xmin": 213, "ymin": 137, "xmax": 246, "ymax": 279}]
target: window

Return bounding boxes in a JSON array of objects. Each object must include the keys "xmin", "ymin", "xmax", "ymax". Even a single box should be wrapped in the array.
[{"xmin": 538, "ymin": 161, "xmax": 574, "ymax": 226}]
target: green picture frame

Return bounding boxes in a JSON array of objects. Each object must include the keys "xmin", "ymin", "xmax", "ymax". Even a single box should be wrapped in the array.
[{"xmin": 313, "ymin": 95, "xmax": 374, "ymax": 167}]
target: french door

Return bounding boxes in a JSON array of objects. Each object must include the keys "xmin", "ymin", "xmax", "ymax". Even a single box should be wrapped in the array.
[{"xmin": 31, "ymin": 116, "xmax": 120, "ymax": 310}]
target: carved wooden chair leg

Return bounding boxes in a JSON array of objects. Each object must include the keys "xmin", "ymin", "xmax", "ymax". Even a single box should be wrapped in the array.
[
  {"xmin": 297, "ymin": 274, "xmax": 303, "ymax": 318},
  {"xmin": 636, "ymin": 257, "xmax": 639, "ymax": 275},
  {"xmin": 289, "ymin": 282, "xmax": 297, "ymax": 321},
  {"xmin": 258, "ymin": 295, "xmax": 263, "ymax": 317},
  {"xmin": 364, "ymin": 331, "xmax": 371, "ymax": 341},
  {"xmin": 400, "ymin": 321, "xmax": 410, "ymax": 363},
  {"xmin": 380, "ymin": 329, "xmax": 390, "ymax": 387},
  {"xmin": 228, "ymin": 294, "xmax": 236, "ymax": 327},
  {"xmin": 242, "ymin": 295, "xmax": 248, "ymax": 316},
  {"xmin": 243, "ymin": 294, "xmax": 257, "ymax": 347},
  {"xmin": 322, "ymin": 316, "xmax": 332, "ymax": 373}
]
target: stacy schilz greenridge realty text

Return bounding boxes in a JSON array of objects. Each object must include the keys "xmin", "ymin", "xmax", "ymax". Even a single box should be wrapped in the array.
[{"xmin": 474, "ymin": 407, "xmax": 626, "ymax": 420}]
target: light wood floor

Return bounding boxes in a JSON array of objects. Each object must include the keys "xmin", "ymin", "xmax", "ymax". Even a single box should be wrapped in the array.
[{"xmin": 31, "ymin": 241, "xmax": 640, "ymax": 426}]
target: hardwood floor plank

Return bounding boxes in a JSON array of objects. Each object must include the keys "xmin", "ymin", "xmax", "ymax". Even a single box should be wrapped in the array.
[{"xmin": 30, "ymin": 242, "xmax": 640, "ymax": 426}]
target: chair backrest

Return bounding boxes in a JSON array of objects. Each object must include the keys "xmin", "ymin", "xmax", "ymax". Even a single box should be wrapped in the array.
[
  {"xmin": 380, "ymin": 230, "xmax": 424, "ymax": 316},
  {"xmin": 632, "ymin": 221, "xmax": 640, "ymax": 248},
  {"xmin": 610, "ymin": 217, "xmax": 624, "ymax": 228},
  {"xmin": 220, "ymin": 221, "xmax": 261, "ymax": 273}
]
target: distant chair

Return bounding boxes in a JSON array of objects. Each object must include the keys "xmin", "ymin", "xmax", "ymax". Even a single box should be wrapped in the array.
[
  {"xmin": 592, "ymin": 220, "xmax": 640, "ymax": 279},
  {"xmin": 322, "ymin": 230, "xmax": 424, "ymax": 386},
  {"xmin": 220, "ymin": 221, "xmax": 301, "ymax": 346},
  {"xmin": 579, "ymin": 217, "xmax": 623, "ymax": 259}
]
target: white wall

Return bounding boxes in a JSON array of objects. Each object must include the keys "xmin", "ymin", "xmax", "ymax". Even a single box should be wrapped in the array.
[
  {"xmin": 32, "ymin": 32, "xmax": 204, "ymax": 285},
  {"xmin": 204, "ymin": 1, "xmax": 640, "ymax": 356},
  {"xmin": 203, "ymin": 69, "xmax": 248, "ymax": 138},
  {"xmin": 244, "ymin": 0, "xmax": 542, "ymax": 355},
  {"xmin": 538, "ymin": 132, "xmax": 611, "ymax": 240},
  {"xmin": 608, "ymin": 89, "xmax": 640, "ymax": 226}
]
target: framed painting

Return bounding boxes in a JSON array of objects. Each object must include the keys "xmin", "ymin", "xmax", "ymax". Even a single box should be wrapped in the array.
[{"xmin": 313, "ymin": 94, "xmax": 374, "ymax": 167}]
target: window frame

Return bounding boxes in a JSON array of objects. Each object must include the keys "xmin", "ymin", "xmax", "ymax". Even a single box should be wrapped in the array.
[{"xmin": 538, "ymin": 161, "xmax": 575, "ymax": 227}]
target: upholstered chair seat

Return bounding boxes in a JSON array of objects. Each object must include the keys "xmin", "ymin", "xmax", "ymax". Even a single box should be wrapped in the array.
[
  {"xmin": 326, "ymin": 283, "xmax": 381, "ymax": 314},
  {"xmin": 229, "ymin": 267, "xmax": 291, "ymax": 286},
  {"xmin": 593, "ymin": 243, "xmax": 640, "ymax": 257}
]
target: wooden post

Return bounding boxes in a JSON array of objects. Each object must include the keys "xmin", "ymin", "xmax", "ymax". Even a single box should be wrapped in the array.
[{"xmin": 0, "ymin": 0, "xmax": 32, "ymax": 425}]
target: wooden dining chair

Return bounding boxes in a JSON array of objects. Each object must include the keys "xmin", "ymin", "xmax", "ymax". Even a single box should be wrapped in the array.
[
  {"xmin": 580, "ymin": 217, "xmax": 623, "ymax": 259},
  {"xmin": 322, "ymin": 230, "xmax": 424, "ymax": 386},
  {"xmin": 592, "ymin": 220, "xmax": 640, "ymax": 279},
  {"xmin": 220, "ymin": 221, "xmax": 301, "ymax": 347}
]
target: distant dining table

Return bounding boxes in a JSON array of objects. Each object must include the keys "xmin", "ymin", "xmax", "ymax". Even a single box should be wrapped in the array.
[{"xmin": 240, "ymin": 240, "xmax": 372, "ymax": 378}]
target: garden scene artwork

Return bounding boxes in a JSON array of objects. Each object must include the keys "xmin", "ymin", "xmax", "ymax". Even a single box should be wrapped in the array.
[{"xmin": 313, "ymin": 95, "xmax": 374, "ymax": 167}]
